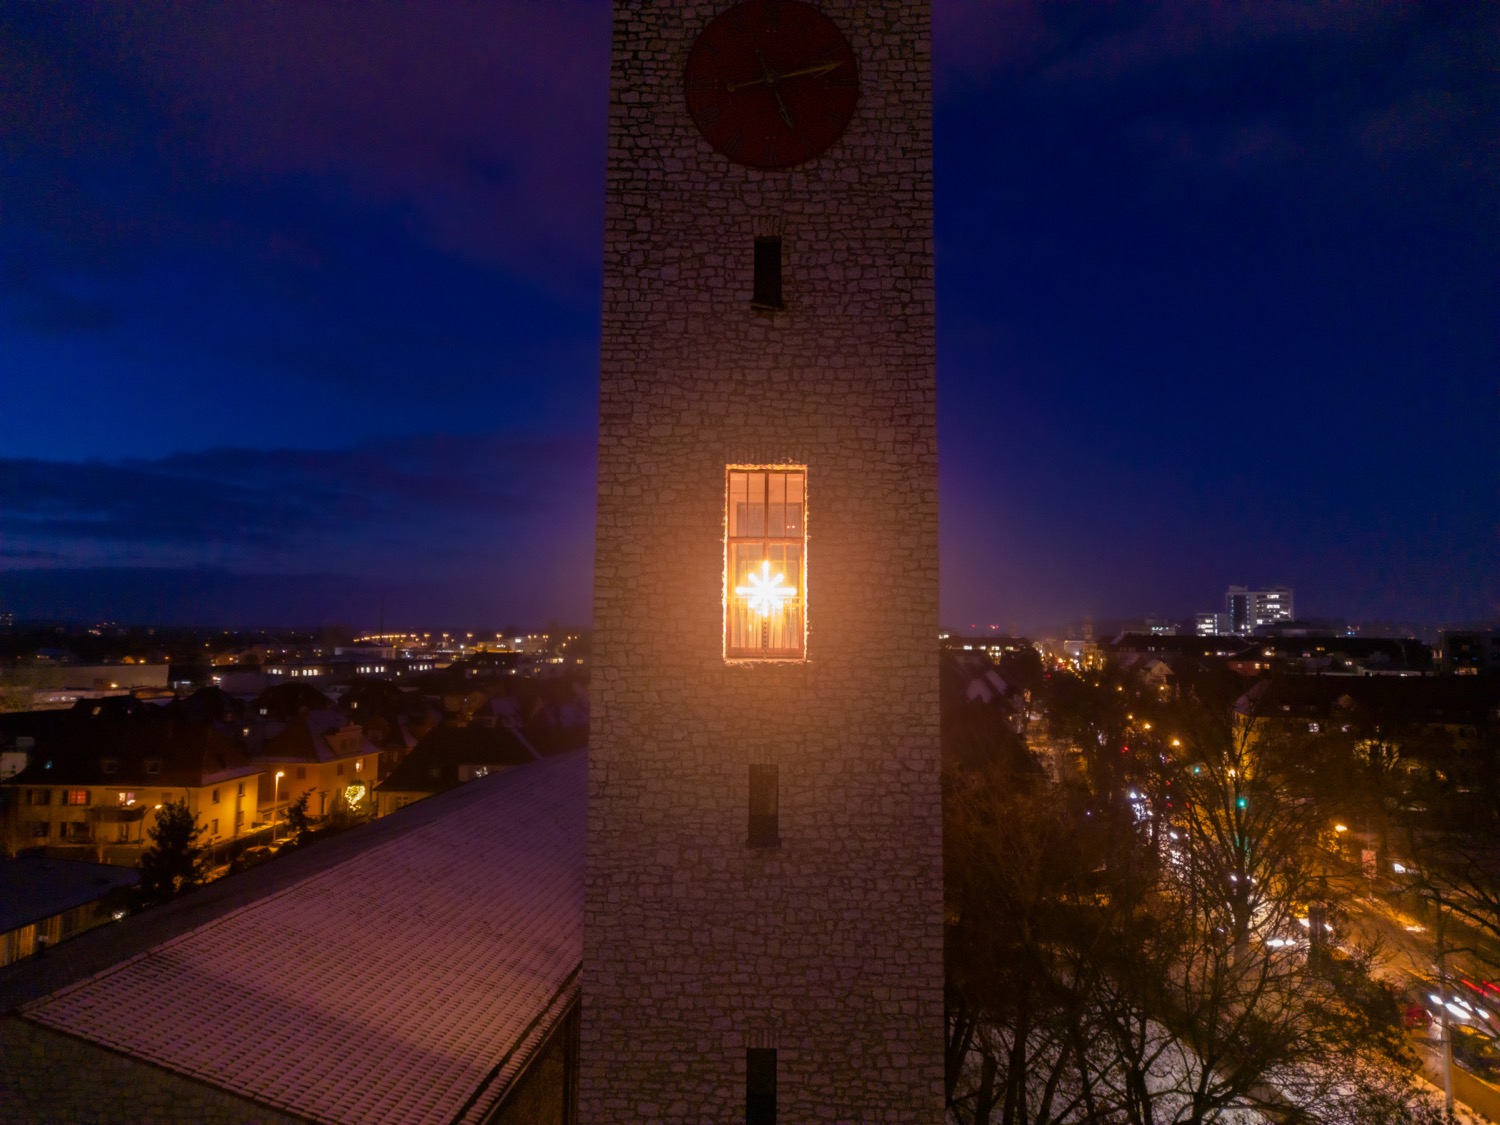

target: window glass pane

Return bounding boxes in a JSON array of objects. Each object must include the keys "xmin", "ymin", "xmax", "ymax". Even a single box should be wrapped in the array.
[
  {"xmin": 784, "ymin": 473, "xmax": 803, "ymax": 534},
  {"xmin": 729, "ymin": 472, "xmax": 748, "ymax": 536},
  {"xmin": 766, "ymin": 472, "xmax": 786, "ymax": 536},
  {"xmin": 745, "ymin": 473, "xmax": 765, "ymax": 535}
]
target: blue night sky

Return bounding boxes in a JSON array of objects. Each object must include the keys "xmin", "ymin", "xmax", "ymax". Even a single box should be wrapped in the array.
[{"xmin": 1, "ymin": 2, "xmax": 1495, "ymax": 633}]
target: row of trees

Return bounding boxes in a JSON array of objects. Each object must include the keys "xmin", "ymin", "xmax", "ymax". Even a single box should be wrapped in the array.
[{"xmin": 943, "ymin": 663, "xmax": 1445, "ymax": 1124}]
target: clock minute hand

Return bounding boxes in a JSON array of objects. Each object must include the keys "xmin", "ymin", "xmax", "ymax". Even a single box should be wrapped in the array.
[
  {"xmin": 777, "ymin": 60, "xmax": 843, "ymax": 81},
  {"xmin": 726, "ymin": 59, "xmax": 843, "ymax": 91}
]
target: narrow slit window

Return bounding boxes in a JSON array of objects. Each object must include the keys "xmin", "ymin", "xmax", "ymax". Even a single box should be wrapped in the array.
[
  {"xmin": 726, "ymin": 467, "xmax": 805, "ymax": 659},
  {"xmin": 746, "ymin": 1048, "xmax": 777, "ymax": 1125},
  {"xmin": 752, "ymin": 237, "xmax": 783, "ymax": 310},
  {"xmin": 748, "ymin": 765, "xmax": 779, "ymax": 848}
]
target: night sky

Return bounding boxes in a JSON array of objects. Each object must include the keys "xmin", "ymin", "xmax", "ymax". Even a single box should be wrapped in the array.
[{"xmin": 1, "ymin": 2, "xmax": 1495, "ymax": 634}]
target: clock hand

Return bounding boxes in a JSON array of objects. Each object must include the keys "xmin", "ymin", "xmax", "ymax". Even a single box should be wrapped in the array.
[
  {"xmin": 726, "ymin": 59, "xmax": 843, "ymax": 92},
  {"xmin": 753, "ymin": 50, "xmax": 793, "ymax": 129},
  {"xmin": 777, "ymin": 60, "xmax": 843, "ymax": 81}
]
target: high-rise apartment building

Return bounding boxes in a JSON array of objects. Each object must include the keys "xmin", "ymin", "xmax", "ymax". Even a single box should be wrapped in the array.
[
  {"xmin": 585, "ymin": 2, "xmax": 943, "ymax": 1122},
  {"xmin": 1226, "ymin": 585, "xmax": 1295, "ymax": 635}
]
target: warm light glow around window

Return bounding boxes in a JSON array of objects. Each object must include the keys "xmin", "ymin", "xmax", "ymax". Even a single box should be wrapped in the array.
[{"xmin": 726, "ymin": 467, "xmax": 805, "ymax": 659}]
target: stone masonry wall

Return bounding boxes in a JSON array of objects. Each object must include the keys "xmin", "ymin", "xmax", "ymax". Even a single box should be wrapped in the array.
[{"xmin": 584, "ymin": 2, "xmax": 942, "ymax": 1122}]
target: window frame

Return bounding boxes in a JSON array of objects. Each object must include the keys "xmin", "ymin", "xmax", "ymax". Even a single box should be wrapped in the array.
[{"xmin": 725, "ymin": 466, "xmax": 807, "ymax": 662}]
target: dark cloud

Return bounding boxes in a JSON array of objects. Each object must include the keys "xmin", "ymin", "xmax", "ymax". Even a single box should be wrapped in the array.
[
  {"xmin": 1, "ymin": 2, "xmax": 608, "ymax": 288},
  {"xmin": 0, "ymin": 434, "xmax": 596, "ymax": 599}
]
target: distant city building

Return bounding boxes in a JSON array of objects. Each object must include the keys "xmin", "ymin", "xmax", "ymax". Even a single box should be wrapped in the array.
[
  {"xmin": 1122, "ymin": 616, "xmax": 1177, "ymax": 636},
  {"xmin": 1226, "ymin": 585, "xmax": 1294, "ymax": 635},
  {"xmin": 1196, "ymin": 612, "xmax": 1231, "ymax": 636},
  {"xmin": 1441, "ymin": 629, "xmax": 1500, "ymax": 676}
]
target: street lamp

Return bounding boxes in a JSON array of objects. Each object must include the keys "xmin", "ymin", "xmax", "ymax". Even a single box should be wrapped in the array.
[{"xmin": 273, "ymin": 771, "xmax": 285, "ymax": 842}]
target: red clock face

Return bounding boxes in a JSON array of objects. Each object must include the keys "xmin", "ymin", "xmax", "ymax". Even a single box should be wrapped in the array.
[{"xmin": 684, "ymin": 0, "xmax": 859, "ymax": 171}]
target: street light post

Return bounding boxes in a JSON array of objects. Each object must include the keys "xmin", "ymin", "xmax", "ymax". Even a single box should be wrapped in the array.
[{"xmin": 273, "ymin": 771, "xmax": 285, "ymax": 843}]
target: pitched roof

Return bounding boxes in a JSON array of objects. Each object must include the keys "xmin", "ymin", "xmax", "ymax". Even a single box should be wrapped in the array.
[
  {"xmin": 21, "ymin": 751, "xmax": 585, "ymax": 1125},
  {"xmin": 0, "ymin": 856, "xmax": 139, "ymax": 933},
  {"xmin": 378, "ymin": 724, "xmax": 536, "ymax": 795},
  {"xmin": 3, "ymin": 711, "xmax": 259, "ymax": 789},
  {"xmin": 255, "ymin": 709, "xmax": 374, "ymax": 765}
]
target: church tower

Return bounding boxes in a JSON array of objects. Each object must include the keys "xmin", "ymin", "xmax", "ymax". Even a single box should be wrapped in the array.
[{"xmin": 585, "ymin": 2, "xmax": 942, "ymax": 1120}]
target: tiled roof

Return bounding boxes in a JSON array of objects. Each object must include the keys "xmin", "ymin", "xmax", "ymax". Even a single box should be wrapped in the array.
[
  {"xmin": 23, "ymin": 751, "xmax": 585, "ymax": 1125},
  {"xmin": 3, "ymin": 712, "xmax": 258, "ymax": 789},
  {"xmin": 377, "ymin": 724, "xmax": 536, "ymax": 794},
  {"xmin": 0, "ymin": 856, "xmax": 139, "ymax": 933}
]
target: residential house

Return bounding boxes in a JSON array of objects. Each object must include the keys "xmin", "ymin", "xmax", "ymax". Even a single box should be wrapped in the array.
[
  {"xmin": 0, "ymin": 698, "xmax": 262, "ymax": 863},
  {"xmin": 374, "ymin": 724, "xmax": 535, "ymax": 818},
  {"xmin": 253, "ymin": 709, "xmax": 381, "ymax": 821}
]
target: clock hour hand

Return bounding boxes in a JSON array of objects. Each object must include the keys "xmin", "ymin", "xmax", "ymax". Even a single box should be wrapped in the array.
[{"xmin": 750, "ymin": 51, "xmax": 794, "ymax": 129}]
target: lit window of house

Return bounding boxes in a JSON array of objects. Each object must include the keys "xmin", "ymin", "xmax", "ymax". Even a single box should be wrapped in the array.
[
  {"xmin": 726, "ymin": 467, "xmax": 806, "ymax": 660},
  {"xmin": 65, "ymin": 789, "xmax": 90, "ymax": 807}
]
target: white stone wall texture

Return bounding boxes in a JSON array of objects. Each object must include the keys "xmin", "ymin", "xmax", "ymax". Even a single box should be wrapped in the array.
[{"xmin": 585, "ymin": 1, "xmax": 943, "ymax": 1121}]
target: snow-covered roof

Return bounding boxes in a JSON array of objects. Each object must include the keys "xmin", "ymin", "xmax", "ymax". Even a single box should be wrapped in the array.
[{"xmin": 22, "ymin": 751, "xmax": 585, "ymax": 1125}]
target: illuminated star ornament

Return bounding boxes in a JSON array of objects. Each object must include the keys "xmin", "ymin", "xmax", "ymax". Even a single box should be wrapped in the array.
[{"xmin": 737, "ymin": 560, "xmax": 796, "ymax": 617}]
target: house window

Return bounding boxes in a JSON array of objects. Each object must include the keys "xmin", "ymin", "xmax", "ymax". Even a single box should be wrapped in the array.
[
  {"xmin": 65, "ymin": 821, "xmax": 89, "ymax": 840},
  {"xmin": 30, "ymin": 821, "xmax": 50, "ymax": 838},
  {"xmin": 211, "ymin": 818, "xmax": 219, "ymax": 836},
  {"xmin": 746, "ymin": 1048, "xmax": 777, "ymax": 1125},
  {"xmin": 235, "ymin": 809, "xmax": 244, "ymax": 828},
  {"xmin": 336, "ymin": 762, "xmax": 344, "ymax": 777},
  {"xmin": 116, "ymin": 821, "xmax": 132, "ymax": 842},
  {"xmin": 65, "ymin": 790, "xmax": 90, "ymax": 807},
  {"xmin": 237, "ymin": 782, "xmax": 245, "ymax": 798},
  {"xmin": 355, "ymin": 759, "xmax": 362, "ymax": 772},
  {"xmin": 145, "ymin": 758, "xmax": 162, "ymax": 775},
  {"xmin": 752, "ymin": 236, "xmax": 783, "ymax": 310},
  {"xmin": 726, "ymin": 468, "xmax": 805, "ymax": 659},
  {"xmin": 212, "ymin": 788, "xmax": 220, "ymax": 804},
  {"xmin": 26, "ymin": 789, "xmax": 51, "ymax": 806},
  {"xmin": 116, "ymin": 791, "xmax": 135, "ymax": 806},
  {"xmin": 101, "ymin": 757, "xmax": 119, "ymax": 774},
  {"xmin": 748, "ymin": 765, "xmax": 779, "ymax": 848},
  {"xmin": 296, "ymin": 767, "xmax": 307, "ymax": 781}
]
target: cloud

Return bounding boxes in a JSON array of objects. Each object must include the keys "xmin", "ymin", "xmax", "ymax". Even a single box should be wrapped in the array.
[
  {"xmin": 1, "ymin": 1, "xmax": 609, "ymax": 312},
  {"xmin": 0, "ymin": 433, "xmax": 597, "ymax": 585}
]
